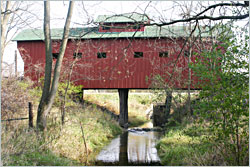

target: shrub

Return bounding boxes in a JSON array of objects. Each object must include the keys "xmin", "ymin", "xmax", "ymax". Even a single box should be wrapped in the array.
[
  {"xmin": 1, "ymin": 77, "xmax": 37, "ymax": 120},
  {"xmin": 190, "ymin": 25, "xmax": 249, "ymax": 165}
]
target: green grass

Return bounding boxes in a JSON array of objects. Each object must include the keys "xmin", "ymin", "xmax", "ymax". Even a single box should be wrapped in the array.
[
  {"xmin": 2, "ymin": 101, "xmax": 122, "ymax": 166},
  {"xmin": 6, "ymin": 150, "xmax": 80, "ymax": 166},
  {"xmin": 156, "ymin": 121, "xmax": 213, "ymax": 166},
  {"xmin": 1, "ymin": 126, "xmax": 81, "ymax": 166},
  {"xmin": 156, "ymin": 91, "xmax": 249, "ymax": 166},
  {"xmin": 156, "ymin": 115, "xmax": 249, "ymax": 166}
]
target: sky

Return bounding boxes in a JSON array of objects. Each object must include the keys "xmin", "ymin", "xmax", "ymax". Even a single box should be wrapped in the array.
[
  {"xmin": 3, "ymin": 1, "xmax": 175, "ymax": 76},
  {"xmin": 2, "ymin": 1, "xmax": 248, "ymax": 76}
]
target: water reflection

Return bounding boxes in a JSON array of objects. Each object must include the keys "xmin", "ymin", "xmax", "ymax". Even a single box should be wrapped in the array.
[
  {"xmin": 96, "ymin": 130, "xmax": 161, "ymax": 165},
  {"xmin": 119, "ymin": 132, "xmax": 128, "ymax": 166}
]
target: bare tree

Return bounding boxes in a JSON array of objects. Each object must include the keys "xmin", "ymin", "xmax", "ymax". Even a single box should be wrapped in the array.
[
  {"xmin": 1, "ymin": 1, "xmax": 38, "ymax": 66},
  {"xmin": 36, "ymin": 1, "xmax": 75, "ymax": 131},
  {"xmin": 1, "ymin": 1, "xmax": 12, "ymax": 62},
  {"xmin": 146, "ymin": 1, "xmax": 248, "ymax": 27}
]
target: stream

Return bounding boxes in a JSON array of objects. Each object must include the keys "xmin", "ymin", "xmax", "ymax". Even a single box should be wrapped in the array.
[{"xmin": 95, "ymin": 128, "xmax": 162, "ymax": 166}]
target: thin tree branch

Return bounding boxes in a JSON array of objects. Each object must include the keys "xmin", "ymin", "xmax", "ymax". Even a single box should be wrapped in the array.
[
  {"xmin": 196, "ymin": 2, "xmax": 248, "ymax": 17},
  {"xmin": 147, "ymin": 13, "xmax": 249, "ymax": 26}
]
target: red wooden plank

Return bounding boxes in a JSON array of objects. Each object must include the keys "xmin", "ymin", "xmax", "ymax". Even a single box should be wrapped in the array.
[{"xmin": 18, "ymin": 37, "xmax": 204, "ymax": 89}]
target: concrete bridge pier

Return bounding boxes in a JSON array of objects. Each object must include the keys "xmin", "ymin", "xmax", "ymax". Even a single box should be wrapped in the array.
[{"xmin": 118, "ymin": 89, "xmax": 129, "ymax": 128}]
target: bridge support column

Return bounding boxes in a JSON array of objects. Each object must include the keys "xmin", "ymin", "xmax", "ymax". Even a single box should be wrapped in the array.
[{"xmin": 118, "ymin": 89, "xmax": 129, "ymax": 128}]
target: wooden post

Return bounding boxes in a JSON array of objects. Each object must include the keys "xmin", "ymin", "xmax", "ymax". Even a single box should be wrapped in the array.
[
  {"xmin": 28, "ymin": 102, "xmax": 33, "ymax": 128},
  {"xmin": 118, "ymin": 89, "xmax": 129, "ymax": 128},
  {"xmin": 61, "ymin": 101, "xmax": 65, "ymax": 125}
]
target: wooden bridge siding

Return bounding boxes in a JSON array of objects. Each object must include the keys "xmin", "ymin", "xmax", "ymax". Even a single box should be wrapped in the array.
[
  {"xmin": 17, "ymin": 41, "xmax": 46, "ymax": 82},
  {"xmin": 17, "ymin": 38, "xmax": 200, "ymax": 89}
]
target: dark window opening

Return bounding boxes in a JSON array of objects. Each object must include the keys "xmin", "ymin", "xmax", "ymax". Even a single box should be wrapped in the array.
[
  {"xmin": 159, "ymin": 52, "xmax": 169, "ymax": 58},
  {"xmin": 132, "ymin": 25, "xmax": 140, "ymax": 30},
  {"xmin": 97, "ymin": 52, "xmax": 107, "ymax": 59},
  {"xmin": 102, "ymin": 23, "xmax": 111, "ymax": 30},
  {"xmin": 52, "ymin": 53, "xmax": 59, "ymax": 59},
  {"xmin": 184, "ymin": 50, "xmax": 190, "ymax": 57},
  {"xmin": 73, "ymin": 52, "xmax": 82, "ymax": 59},
  {"xmin": 134, "ymin": 52, "xmax": 143, "ymax": 58},
  {"xmin": 102, "ymin": 26, "xmax": 110, "ymax": 30}
]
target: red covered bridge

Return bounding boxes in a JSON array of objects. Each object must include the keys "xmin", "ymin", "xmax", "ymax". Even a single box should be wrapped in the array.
[{"xmin": 13, "ymin": 13, "xmax": 212, "ymax": 127}]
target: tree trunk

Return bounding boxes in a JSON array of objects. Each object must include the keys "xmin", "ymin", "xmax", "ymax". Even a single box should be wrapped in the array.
[
  {"xmin": 45, "ymin": 1, "xmax": 74, "ymax": 114},
  {"xmin": 1, "ymin": 2, "xmax": 37, "ymax": 71},
  {"xmin": 36, "ymin": 1, "xmax": 75, "ymax": 131},
  {"xmin": 187, "ymin": 21, "xmax": 193, "ymax": 116},
  {"xmin": 187, "ymin": 38, "xmax": 192, "ymax": 115},
  {"xmin": 37, "ymin": 1, "xmax": 53, "ymax": 130},
  {"xmin": 1, "ymin": 1, "xmax": 12, "ymax": 67},
  {"xmin": 15, "ymin": 50, "xmax": 17, "ymax": 77},
  {"xmin": 165, "ymin": 91, "xmax": 172, "ymax": 123}
]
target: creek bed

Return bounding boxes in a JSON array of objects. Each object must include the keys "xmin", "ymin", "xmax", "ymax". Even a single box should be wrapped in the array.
[{"xmin": 95, "ymin": 128, "xmax": 163, "ymax": 166}]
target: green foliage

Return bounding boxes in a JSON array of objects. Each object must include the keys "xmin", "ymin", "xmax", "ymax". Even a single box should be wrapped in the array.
[
  {"xmin": 56, "ymin": 82, "xmax": 83, "ymax": 106},
  {"xmin": 157, "ymin": 24, "xmax": 249, "ymax": 166},
  {"xmin": 35, "ymin": 77, "xmax": 83, "ymax": 107},
  {"xmin": 138, "ymin": 97, "xmax": 150, "ymax": 105},
  {"xmin": 190, "ymin": 25, "xmax": 249, "ymax": 165}
]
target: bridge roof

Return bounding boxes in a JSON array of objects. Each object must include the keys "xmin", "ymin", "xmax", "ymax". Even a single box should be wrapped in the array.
[
  {"xmin": 95, "ymin": 13, "xmax": 149, "ymax": 23},
  {"xmin": 13, "ymin": 25, "xmax": 215, "ymax": 41}
]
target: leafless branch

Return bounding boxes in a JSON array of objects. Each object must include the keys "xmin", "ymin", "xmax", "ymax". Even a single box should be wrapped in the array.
[
  {"xmin": 146, "ymin": 2, "xmax": 248, "ymax": 26},
  {"xmin": 147, "ymin": 13, "xmax": 249, "ymax": 26}
]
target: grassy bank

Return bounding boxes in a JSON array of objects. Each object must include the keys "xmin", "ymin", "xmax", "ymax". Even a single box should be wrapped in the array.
[
  {"xmin": 156, "ymin": 111, "xmax": 249, "ymax": 166},
  {"xmin": 152, "ymin": 88, "xmax": 249, "ymax": 166},
  {"xmin": 156, "ymin": 118, "xmax": 214, "ymax": 166},
  {"xmin": 2, "ymin": 102, "xmax": 122, "ymax": 166},
  {"xmin": 1, "ymin": 79, "xmax": 122, "ymax": 166}
]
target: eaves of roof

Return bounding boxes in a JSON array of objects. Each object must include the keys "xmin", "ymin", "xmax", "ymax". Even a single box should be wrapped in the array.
[{"xmin": 13, "ymin": 25, "xmax": 215, "ymax": 41}]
